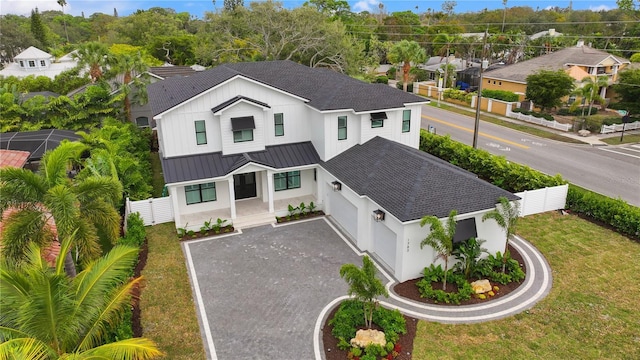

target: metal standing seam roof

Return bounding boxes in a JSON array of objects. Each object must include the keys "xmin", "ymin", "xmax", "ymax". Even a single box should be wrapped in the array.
[
  {"xmin": 148, "ymin": 60, "xmax": 428, "ymax": 117},
  {"xmin": 160, "ymin": 141, "xmax": 321, "ymax": 184},
  {"xmin": 321, "ymin": 136, "xmax": 519, "ymax": 222},
  {"xmin": 0, "ymin": 130, "xmax": 81, "ymax": 161}
]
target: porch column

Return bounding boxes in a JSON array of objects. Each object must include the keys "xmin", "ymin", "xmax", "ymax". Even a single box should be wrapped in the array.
[
  {"xmin": 266, "ymin": 170, "xmax": 274, "ymax": 213},
  {"xmin": 228, "ymin": 178, "xmax": 236, "ymax": 219}
]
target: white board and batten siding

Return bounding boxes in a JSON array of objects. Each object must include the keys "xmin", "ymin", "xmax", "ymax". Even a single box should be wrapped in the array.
[
  {"xmin": 515, "ymin": 184, "xmax": 569, "ymax": 216},
  {"xmin": 125, "ymin": 196, "xmax": 174, "ymax": 227}
]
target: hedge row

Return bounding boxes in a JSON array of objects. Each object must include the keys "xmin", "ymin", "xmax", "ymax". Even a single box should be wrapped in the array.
[
  {"xmin": 443, "ymin": 88, "xmax": 473, "ymax": 104},
  {"xmin": 419, "ymin": 131, "xmax": 639, "ymax": 239},
  {"xmin": 481, "ymin": 89, "xmax": 519, "ymax": 102}
]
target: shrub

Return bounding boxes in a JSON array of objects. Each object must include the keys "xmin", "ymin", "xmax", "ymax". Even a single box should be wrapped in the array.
[
  {"xmin": 481, "ymin": 89, "xmax": 519, "ymax": 102},
  {"xmin": 443, "ymin": 88, "xmax": 473, "ymax": 104},
  {"xmin": 557, "ymin": 107, "xmax": 598, "ymax": 116},
  {"xmin": 375, "ymin": 75, "xmax": 389, "ymax": 84},
  {"xmin": 329, "ymin": 299, "xmax": 406, "ymax": 347},
  {"xmin": 416, "ymin": 265, "xmax": 474, "ymax": 304},
  {"xmin": 386, "ymin": 67, "xmax": 397, "ymax": 79},
  {"xmin": 121, "ymin": 212, "xmax": 146, "ymax": 248},
  {"xmin": 476, "ymin": 252, "xmax": 525, "ymax": 285},
  {"xmin": 396, "ymin": 82, "xmax": 413, "ymax": 92}
]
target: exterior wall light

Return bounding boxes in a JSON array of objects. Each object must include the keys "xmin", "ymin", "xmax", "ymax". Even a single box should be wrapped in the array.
[
  {"xmin": 331, "ymin": 181, "xmax": 342, "ymax": 191},
  {"xmin": 373, "ymin": 209, "xmax": 385, "ymax": 222}
]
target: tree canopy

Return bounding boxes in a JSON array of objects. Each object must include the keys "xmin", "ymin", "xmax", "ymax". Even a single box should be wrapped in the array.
[{"xmin": 525, "ymin": 69, "xmax": 575, "ymax": 111}]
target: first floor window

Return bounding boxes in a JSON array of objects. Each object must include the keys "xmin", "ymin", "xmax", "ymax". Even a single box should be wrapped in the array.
[
  {"xmin": 338, "ymin": 116, "xmax": 347, "ymax": 140},
  {"xmin": 274, "ymin": 171, "xmax": 301, "ymax": 191},
  {"xmin": 233, "ymin": 129, "xmax": 253, "ymax": 142},
  {"xmin": 28, "ymin": 60, "xmax": 36, "ymax": 67},
  {"xmin": 40, "ymin": 60, "xmax": 46, "ymax": 67},
  {"xmin": 402, "ymin": 110, "xmax": 411, "ymax": 133},
  {"xmin": 195, "ymin": 120, "xmax": 207, "ymax": 145},
  {"xmin": 136, "ymin": 117, "xmax": 149, "ymax": 127},
  {"xmin": 19, "ymin": 61, "xmax": 24, "ymax": 68},
  {"xmin": 185, "ymin": 183, "xmax": 216, "ymax": 204},
  {"xmin": 274, "ymin": 113, "xmax": 284, "ymax": 136}
]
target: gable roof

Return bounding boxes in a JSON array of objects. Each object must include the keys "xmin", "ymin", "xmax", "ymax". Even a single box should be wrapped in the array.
[
  {"xmin": 321, "ymin": 137, "xmax": 519, "ymax": 222},
  {"xmin": 148, "ymin": 65, "xmax": 199, "ymax": 79},
  {"xmin": 484, "ymin": 46, "xmax": 629, "ymax": 83},
  {"xmin": 148, "ymin": 60, "xmax": 427, "ymax": 116},
  {"xmin": 14, "ymin": 46, "xmax": 53, "ymax": 60},
  {"xmin": 161, "ymin": 141, "xmax": 320, "ymax": 184},
  {"xmin": 211, "ymin": 95, "xmax": 270, "ymax": 114}
]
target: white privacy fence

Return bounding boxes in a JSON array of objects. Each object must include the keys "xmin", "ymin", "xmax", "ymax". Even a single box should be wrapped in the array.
[
  {"xmin": 601, "ymin": 121, "xmax": 640, "ymax": 134},
  {"xmin": 507, "ymin": 110, "xmax": 572, "ymax": 132},
  {"xmin": 515, "ymin": 184, "xmax": 569, "ymax": 217},
  {"xmin": 125, "ymin": 196, "xmax": 174, "ymax": 226}
]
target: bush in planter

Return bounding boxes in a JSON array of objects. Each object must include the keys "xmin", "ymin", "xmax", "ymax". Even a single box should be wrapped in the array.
[
  {"xmin": 482, "ymin": 89, "xmax": 519, "ymax": 102},
  {"xmin": 329, "ymin": 299, "xmax": 406, "ymax": 347},
  {"xmin": 476, "ymin": 252, "xmax": 525, "ymax": 285},
  {"xmin": 416, "ymin": 264, "xmax": 474, "ymax": 304}
]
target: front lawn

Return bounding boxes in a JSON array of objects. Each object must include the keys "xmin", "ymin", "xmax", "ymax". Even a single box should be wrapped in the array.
[
  {"xmin": 412, "ymin": 212, "xmax": 640, "ymax": 359},
  {"xmin": 601, "ymin": 133, "xmax": 640, "ymax": 145},
  {"xmin": 140, "ymin": 223, "xmax": 205, "ymax": 360}
]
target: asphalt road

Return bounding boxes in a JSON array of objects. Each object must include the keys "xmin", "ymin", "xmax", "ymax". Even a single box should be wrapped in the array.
[{"xmin": 421, "ymin": 105, "xmax": 640, "ymax": 207}]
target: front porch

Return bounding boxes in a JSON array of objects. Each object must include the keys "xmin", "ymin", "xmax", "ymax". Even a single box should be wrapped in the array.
[{"xmin": 180, "ymin": 194, "xmax": 319, "ymax": 230}]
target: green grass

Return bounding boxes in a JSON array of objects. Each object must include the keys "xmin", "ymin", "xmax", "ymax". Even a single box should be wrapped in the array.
[
  {"xmin": 412, "ymin": 212, "xmax": 640, "ymax": 359},
  {"xmin": 150, "ymin": 152, "xmax": 165, "ymax": 198},
  {"xmin": 601, "ymin": 133, "xmax": 640, "ymax": 145},
  {"xmin": 140, "ymin": 223, "xmax": 205, "ymax": 360},
  {"xmin": 428, "ymin": 102, "xmax": 584, "ymax": 144}
]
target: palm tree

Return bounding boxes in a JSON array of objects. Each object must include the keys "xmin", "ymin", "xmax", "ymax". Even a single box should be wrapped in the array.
[
  {"xmin": 387, "ymin": 40, "xmax": 427, "ymax": 92},
  {"xmin": 0, "ymin": 142, "xmax": 122, "ymax": 277},
  {"xmin": 339, "ymin": 256, "xmax": 388, "ymax": 328},
  {"xmin": 72, "ymin": 42, "xmax": 111, "ymax": 83},
  {"xmin": 420, "ymin": 210, "xmax": 457, "ymax": 291},
  {"xmin": 432, "ymin": 33, "xmax": 461, "ymax": 89},
  {"xmin": 482, "ymin": 197, "xmax": 520, "ymax": 273},
  {"xmin": 0, "ymin": 236, "xmax": 163, "ymax": 359},
  {"xmin": 111, "ymin": 53, "xmax": 149, "ymax": 121},
  {"xmin": 501, "ymin": 0, "xmax": 508, "ymax": 32},
  {"xmin": 580, "ymin": 75, "xmax": 609, "ymax": 118},
  {"xmin": 57, "ymin": 0, "xmax": 69, "ymax": 42}
]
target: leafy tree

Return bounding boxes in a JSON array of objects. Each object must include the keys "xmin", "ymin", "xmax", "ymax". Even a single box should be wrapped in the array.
[
  {"xmin": 0, "ymin": 142, "xmax": 122, "ymax": 277},
  {"xmin": 525, "ymin": 69, "xmax": 575, "ymax": 112},
  {"xmin": 147, "ymin": 35, "xmax": 197, "ymax": 65},
  {"xmin": 30, "ymin": 7, "xmax": 49, "ymax": 48},
  {"xmin": 613, "ymin": 68, "xmax": 640, "ymax": 114},
  {"xmin": 420, "ymin": 210, "xmax": 457, "ymax": 290},
  {"xmin": 482, "ymin": 197, "xmax": 520, "ymax": 273},
  {"xmin": 224, "ymin": 0, "xmax": 244, "ymax": 11},
  {"xmin": 387, "ymin": 40, "xmax": 426, "ymax": 92},
  {"xmin": 0, "ymin": 15, "xmax": 38, "ymax": 63},
  {"xmin": 339, "ymin": 256, "xmax": 388, "ymax": 329},
  {"xmin": 0, "ymin": 237, "xmax": 163, "ymax": 359},
  {"xmin": 72, "ymin": 42, "xmax": 111, "ymax": 83}
]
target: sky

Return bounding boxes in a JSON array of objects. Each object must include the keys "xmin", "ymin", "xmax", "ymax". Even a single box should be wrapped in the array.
[{"xmin": 1, "ymin": 0, "xmax": 620, "ymax": 18}]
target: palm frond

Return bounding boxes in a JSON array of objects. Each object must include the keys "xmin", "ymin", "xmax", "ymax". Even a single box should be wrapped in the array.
[
  {"xmin": 0, "ymin": 209, "xmax": 52, "ymax": 264},
  {"xmin": 79, "ymin": 199, "xmax": 121, "ymax": 245},
  {"xmin": 74, "ymin": 176, "xmax": 123, "ymax": 207},
  {"xmin": 0, "ymin": 337, "xmax": 55, "ymax": 360},
  {"xmin": 45, "ymin": 184, "xmax": 80, "ymax": 239},
  {"xmin": 0, "ymin": 168, "xmax": 47, "ymax": 211},
  {"xmin": 41, "ymin": 141, "xmax": 86, "ymax": 188},
  {"xmin": 78, "ymin": 337, "xmax": 162, "ymax": 359}
]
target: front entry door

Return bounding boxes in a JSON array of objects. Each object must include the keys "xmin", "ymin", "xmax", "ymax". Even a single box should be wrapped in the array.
[{"xmin": 233, "ymin": 173, "xmax": 257, "ymax": 200}]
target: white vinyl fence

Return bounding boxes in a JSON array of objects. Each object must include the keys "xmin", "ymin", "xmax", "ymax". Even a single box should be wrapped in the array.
[
  {"xmin": 515, "ymin": 184, "xmax": 569, "ymax": 216},
  {"xmin": 601, "ymin": 121, "xmax": 640, "ymax": 134},
  {"xmin": 125, "ymin": 196, "xmax": 174, "ymax": 226},
  {"xmin": 507, "ymin": 110, "xmax": 572, "ymax": 132}
]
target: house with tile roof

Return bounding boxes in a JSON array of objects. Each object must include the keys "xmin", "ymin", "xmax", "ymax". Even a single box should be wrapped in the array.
[
  {"xmin": 0, "ymin": 46, "xmax": 78, "ymax": 79},
  {"xmin": 148, "ymin": 60, "xmax": 517, "ymax": 281},
  {"xmin": 482, "ymin": 43, "xmax": 630, "ymax": 102}
]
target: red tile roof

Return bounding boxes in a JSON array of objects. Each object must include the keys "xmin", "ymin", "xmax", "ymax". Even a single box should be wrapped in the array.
[{"xmin": 0, "ymin": 150, "xmax": 30, "ymax": 168}]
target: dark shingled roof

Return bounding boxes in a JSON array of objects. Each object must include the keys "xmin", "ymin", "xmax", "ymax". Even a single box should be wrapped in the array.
[
  {"xmin": 321, "ymin": 137, "xmax": 519, "ymax": 222},
  {"xmin": 161, "ymin": 141, "xmax": 320, "ymax": 184},
  {"xmin": 149, "ymin": 66, "xmax": 199, "ymax": 79},
  {"xmin": 148, "ymin": 60, "xmax": 427, "ymax": 116},
  {"xmin": 0, "ymin": 129, "xmax": 80, "ymax": 162}
]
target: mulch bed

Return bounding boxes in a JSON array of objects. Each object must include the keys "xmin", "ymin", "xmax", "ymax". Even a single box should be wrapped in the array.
[
  {"xmin": 178, "ymin": 225, "xmax": 236, "ymax": 241},
  {"xmin": 275, "ymin": 211, "xmax": 325, "ymax": 224},
  {"xmin": 323, "ymin": 244, "xmax": 526, "ymax": 359}
]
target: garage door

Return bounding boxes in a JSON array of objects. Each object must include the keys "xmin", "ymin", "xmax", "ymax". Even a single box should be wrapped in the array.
[
  {"xmin": 329, "ymin": 191, "xmax": 358, "ymax": 239},
  {"xmin": 373, "ymin": 221, "xmax": 397, "ymax": 270}
]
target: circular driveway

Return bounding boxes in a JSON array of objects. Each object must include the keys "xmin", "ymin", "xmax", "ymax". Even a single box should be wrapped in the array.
[{"xmin": 182, "ymin": 218, "xmax": 363, "ymax": 360}]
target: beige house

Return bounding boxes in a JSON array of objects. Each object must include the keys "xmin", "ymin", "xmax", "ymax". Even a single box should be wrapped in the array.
[{"xmin": 483, "ymin": 42, "xmax": 630, "ymax": 102}]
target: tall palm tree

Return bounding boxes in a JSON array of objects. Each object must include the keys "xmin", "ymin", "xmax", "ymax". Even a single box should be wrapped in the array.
[
  {"xmin": 482, "ymin": 196, "xmax": 520, "ymax": 273},
  {"xmin": 0, "ymin": 142, "xmax": 122, "ymax": 277},
  {"xmin": 387, "ymin": 40, "xmax": 427, "ymax": 92},
  {"xmin": 57, "ymin": 0, "xmax": 69, "ymax": 42},
  {"xmin": 339, "ymin": 256, "xmax": 388, "ymax": 328},
  {"xmin": 0, "ymin": 236, "xmax": 163, "ymax": 359},
  {"xmin": 501, "ymin": 0, "xmax": 508, "ymax": 32},
  {"xmin": 432, "ymin": 33, "xmax": 461, "ymax": 89},
  {"xmin": 420, "ymin": 210, "xmax": 457, "ymax": 291},
  {"xmin": 112, "ymin": 53, "xmax": 149, "ymax": 121},
  {"xmin": 72, "ymin": 42, "xmax": 111, "ymax": 83}
]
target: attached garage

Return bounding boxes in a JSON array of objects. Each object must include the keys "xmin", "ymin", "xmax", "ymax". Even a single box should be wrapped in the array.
[
  {"xmin": 372, "ymin": 220, "xmax": 397, "ymax": 270},
  {"xmin": 328, "ymin": 190, "xmax": 358, "ymax": 239}
]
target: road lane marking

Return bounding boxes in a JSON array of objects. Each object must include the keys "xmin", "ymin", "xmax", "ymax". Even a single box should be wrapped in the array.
[
  {"xmin": 599, "ymin": 147, "xmax": 640, "ymax": 160},
  {"xmin": 423, "ymin": 115, "xmax": 530, "ymax": 149}
]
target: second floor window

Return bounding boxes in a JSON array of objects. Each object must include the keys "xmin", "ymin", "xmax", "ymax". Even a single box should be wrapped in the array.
[
  {"xmin": 402, "ymin": 110, "xmax": 411, "ymax": 133},
  {"xmin": 195, "ymin": 120, "xmax": 207, "ymax": 145},
  {"xmin": 338, "ymin": 116, "xmax": 347, "ymax": 140},
  {"xmin": 233, "ymin": 129, "xmax": 253, "ymax": 142},
  {"xmin": 28, "ymin": 60, "xmax": 36, "ymax": 67},
  {"xmin": 274, "ymin": 113, "xmax": 284, "ymax": 136}
]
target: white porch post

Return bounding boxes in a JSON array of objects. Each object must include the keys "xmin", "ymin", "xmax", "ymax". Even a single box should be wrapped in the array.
[
  {"xmin": 169, "ymin": 186, "xmax": 182, "ymax": 228},
  {"xmin": 267, "ymin": 170, "xmax": 274, "ymax": 213},
  {"xmin": 228, "ymin": 178, "xmax": 236, "ymax": 219}
]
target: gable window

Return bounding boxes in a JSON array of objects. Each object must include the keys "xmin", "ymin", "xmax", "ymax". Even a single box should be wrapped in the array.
[
  {"xmin": 338, "ymin": 116, "xmax": 347, "ymax": 140},
  {"xmin": 274, "ymin": 113, "xmax": 284, "ymax": 136},
  {"xmin": 274, "ymin": 171, "xmax": 300, "ymax": 191},
  {"xmin": 136, "ymin": 117, "xmax": 149, "ymax": 128},
  {"xmin": 28, "ymin": 60, "xmax": 36, "ymax": 67},
  {"xmin": 371, "ymin": 112, "xmax": 386, "ymax": 128},
  {"xmin": 195, "ymin": 120, "xmax": 207, "ymax": 145},
  {"xmin": 185, "ymin": 183, "xmax": 216, "ymax": 204},
  {"xmin": 402, "ymin": 110, "xmax": 411, "ymax": 133},
  {"xmin": 231, "ymin": 116, "xmax": 255, "ymax": 143},
  {"xmin": 40, "ymin": 60, "xmax": 46, "ymax": 67}
]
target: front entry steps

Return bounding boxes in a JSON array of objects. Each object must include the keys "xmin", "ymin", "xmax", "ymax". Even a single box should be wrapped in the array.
[{"xmin": 233, "ymin": 212, "xmax": 276, "ymax": 229}]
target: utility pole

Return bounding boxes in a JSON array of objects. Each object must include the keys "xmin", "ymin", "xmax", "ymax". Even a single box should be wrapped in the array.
[{"xmin": 473, "ymin": 29, "xmax": 489, "ymax": 149}]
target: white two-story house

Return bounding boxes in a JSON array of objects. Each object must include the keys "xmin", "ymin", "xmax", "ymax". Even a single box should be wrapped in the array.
[{"xmin": 148, "ymin": 60, "xmax": 518, "ymax": 282}]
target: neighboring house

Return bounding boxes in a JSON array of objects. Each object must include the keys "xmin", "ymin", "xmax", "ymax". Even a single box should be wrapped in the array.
[
  {"xmin": 0, "ymin": 46, "xmax": 78, "ymax": 79},
  {"xmin": 419, "ymin": 56, "xmax": 478, "ymax": 83},
  {"xmin": 483, "ymin": 42, "xmax": 630, "ymax": 101},
  {"xmin": 148, "ymin": 60, "xmax": 518, "ymax": 282},
  {"xmin": 0, "ymin": 129, "xmax": 81, "ymax": 171}
]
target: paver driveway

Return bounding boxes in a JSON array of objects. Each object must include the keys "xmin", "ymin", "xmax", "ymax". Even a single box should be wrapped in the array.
[{"xmin": 183, "ymin": 218, "xmax": 362, "ymax": 360}]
